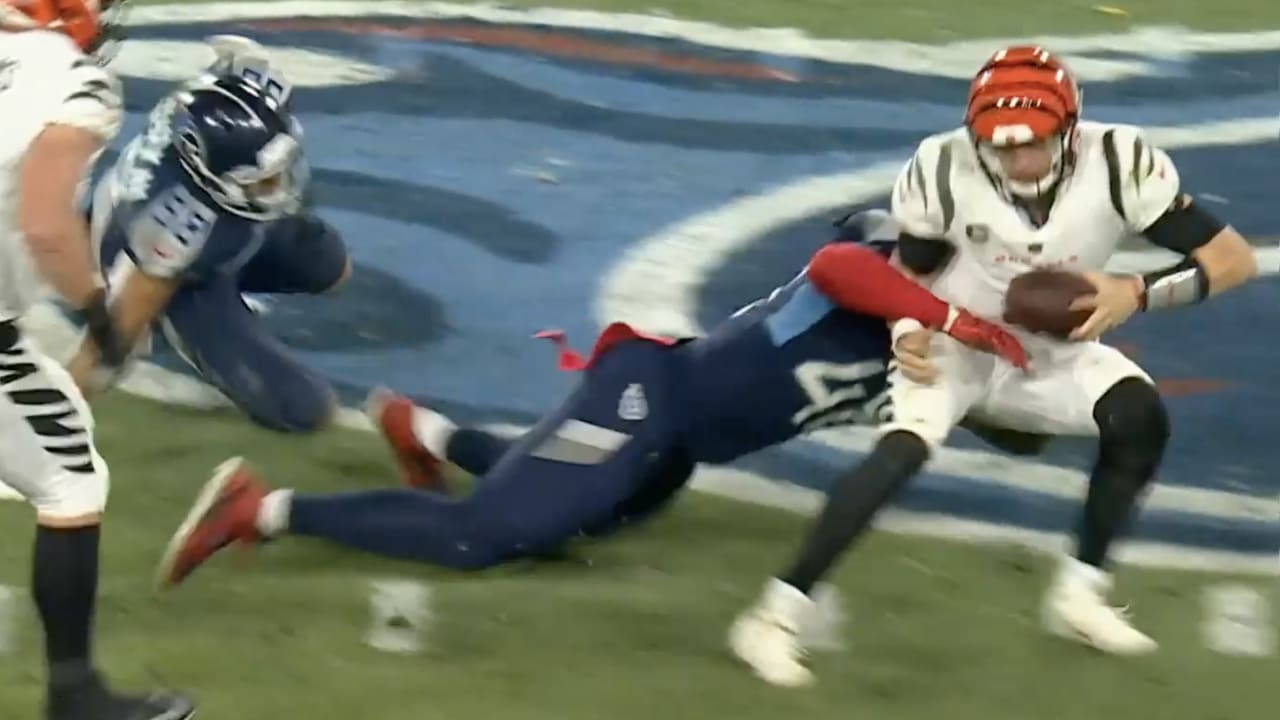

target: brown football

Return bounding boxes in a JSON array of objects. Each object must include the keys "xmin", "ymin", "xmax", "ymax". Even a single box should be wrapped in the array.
[{"xmin": 1002, "ymin": 269, "xmax": 1096, "ymax": 339}]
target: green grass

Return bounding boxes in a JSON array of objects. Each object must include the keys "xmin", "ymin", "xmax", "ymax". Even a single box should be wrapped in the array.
[
  {"xmin": 133, "ymin": 0, "xmax": 1280, "ymax": 41},
  {"xmin": 0, "ymin": 395, "xmax": 1274, "ymax": 719}
]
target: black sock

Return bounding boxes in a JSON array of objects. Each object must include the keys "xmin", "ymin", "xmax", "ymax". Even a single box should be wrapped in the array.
[
  {"xmin": 1076, "ymin": 379, "xmax": 1167, "ymax": 568},
  {"xmin": 33, "ymin": 525, "xmax": 101, "ymax": 689},
  {"xmin": 781, "ymin": 431, "xmax": 929, "ymax": 594},
  {"xmin": 1076, "ymin": 454, "xmax": 1155, "ymax": 568},
  {"xmin": 446, "ymin": 428, "xmax": 512, "ymax": 476}
]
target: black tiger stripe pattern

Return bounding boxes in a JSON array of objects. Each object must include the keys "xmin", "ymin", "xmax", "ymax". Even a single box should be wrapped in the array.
[
  {"xmin": 63, "ymin": 55, "xmax": 122, "ymax": 111},
  {"xmin": 0, "ymin": 322, "xmax": 95, "ymax": 475}
]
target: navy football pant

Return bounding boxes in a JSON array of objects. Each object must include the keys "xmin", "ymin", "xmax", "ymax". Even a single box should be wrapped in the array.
[
  {"xmin": 443, "ymin": 427, "xmax": 694, "ymax": 538},
  {"xmin": 161, "ymin": 215, "xmax": 347, "ymax": 433},
  {"xmin": 288, "ymin": 341, "xmax": 696, "ymax": 570}
]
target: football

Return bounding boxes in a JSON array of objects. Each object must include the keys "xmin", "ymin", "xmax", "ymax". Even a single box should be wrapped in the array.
[{"xmin": 1002, "ymin": 269, "xmax": 1097, "ymax": 339}]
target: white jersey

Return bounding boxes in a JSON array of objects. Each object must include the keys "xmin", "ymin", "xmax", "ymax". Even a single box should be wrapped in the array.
[
  {"xmin": 0, "ymin": 30, "xmax": 122, "ymax": 321},
  {"xmin": 890, "ymin": 121, "xmax": 1180, "ymax": 322}
]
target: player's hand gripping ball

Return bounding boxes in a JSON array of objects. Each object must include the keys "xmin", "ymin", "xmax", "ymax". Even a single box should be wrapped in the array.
[{"xmin": 1002, "ymin": 269, "xmax": 1097, "ymax": 339}]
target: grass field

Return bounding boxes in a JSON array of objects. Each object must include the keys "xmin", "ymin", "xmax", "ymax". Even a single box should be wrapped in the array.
[
  {"xmin": 132, "ymin": 0, "xmax": 1280, "ymax": 40},
  {"xmin": 2, "ymin": 0, "xmax": 1279, "ymax": 718},
  {"xmin": 0, "ymin": 399, "xmax": 1276, "ymax": 719}
]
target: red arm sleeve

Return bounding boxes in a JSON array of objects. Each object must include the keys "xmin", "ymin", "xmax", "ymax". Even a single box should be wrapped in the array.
[{"xmin": 806, "ymin": 242, "xmax": 950, "ymax": 327}]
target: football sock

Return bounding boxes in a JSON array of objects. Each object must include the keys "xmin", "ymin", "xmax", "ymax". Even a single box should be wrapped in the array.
[
  {"xmin": 410, "ymin": 408, "xmax": 456, "ymax": 459},
  {"xmin": 1076, "ymin": 378, "xmax": 1167, "ymax": 568},
  {"xmin": 781, "ymin": 431, "xmax": 927, "ymax": 594},
  {"xmin": 1077, "ymin": 460, "xmax": 1157, "ymax": 567},
  {"xmin": 33, "ymin": 525, "xmax": 99, "ymax": 689},
  {"xmin": 256, "ymin": 490, "xmax": 294, "ymax": 537}
]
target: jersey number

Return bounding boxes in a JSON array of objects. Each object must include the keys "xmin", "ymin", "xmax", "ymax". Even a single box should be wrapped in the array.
[
  {"xmin": 791, "ymin": 359, "xmax": 889, "ymax": 430},
  {"xmin": 150, "ymin": 186, "xmax": 217, "ymax": 248}
]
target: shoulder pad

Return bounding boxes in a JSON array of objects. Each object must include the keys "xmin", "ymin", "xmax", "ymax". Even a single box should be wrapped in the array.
[
  {"xmin": 891, "ymin": 131, "xmax": 962, "ymax": 239},
  {"xmin": 833, "ymin": 207, "xmax": 898, "ymax": 241},
  {"xmin": 1099, "ymin": 124, "xmax": 1180, "ymax": 232},
  {"xmin": 46, "ymin": 45, "xmax": 123, "ymax": 142}
]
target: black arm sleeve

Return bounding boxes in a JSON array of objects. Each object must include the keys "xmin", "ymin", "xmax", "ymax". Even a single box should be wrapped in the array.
[
  {"xmin": 1142, "ymin": 196, "xmax": 1226, "ymax": 254},
  {"xmin": 897, "ymin": 232, "xmax": 954, "ymax": 275}
]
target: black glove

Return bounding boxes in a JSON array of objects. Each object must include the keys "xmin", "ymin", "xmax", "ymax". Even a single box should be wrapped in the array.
[{"xmin": 79, "ymin": 288, "xmax": 127, "ymax": 368}]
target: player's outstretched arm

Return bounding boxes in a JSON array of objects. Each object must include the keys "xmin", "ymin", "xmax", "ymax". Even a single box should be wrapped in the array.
[
  {"xmin": 807, "ymin": 242, "xmax": 951, "ymax": 326},
  {"xmin": 66, "ymin": 270, "xmax": 180, "ymax": 396},
  {"xmin": 807, "ymin": 243, "xmax": 1028, "ymax": 370}
]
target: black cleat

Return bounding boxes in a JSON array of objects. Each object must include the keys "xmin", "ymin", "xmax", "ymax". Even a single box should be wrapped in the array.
[{"xmin": 48, "ymin": 679, "xmax": 195, "ymax": 720}]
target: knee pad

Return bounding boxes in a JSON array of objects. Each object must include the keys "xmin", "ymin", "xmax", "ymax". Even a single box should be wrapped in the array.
[{"xmin": 1093, "ymin": 377, "xmax": 1170, "ymax": 460}]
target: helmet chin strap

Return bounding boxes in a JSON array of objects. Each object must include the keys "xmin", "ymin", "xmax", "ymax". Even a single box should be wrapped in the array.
[
  {"xmin": 1004, "ymin": 171, "xmax": 1059, "ymax": 199},
  {"xmin": 981, "ymin": 135, "xmax": 1066, "ymax": 201}
]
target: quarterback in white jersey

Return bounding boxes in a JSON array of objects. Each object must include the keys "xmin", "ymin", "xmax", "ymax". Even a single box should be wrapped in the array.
[
  {"xmin": 0, "ymin": 2, "xmax": 194, "ymax": 718},
  {"xmin": 727, "ymin": 45, "xmax": 1258, "ymax": 688},
  {"xmin": 883, "ymin": 46, "xmax": 1258, "ymax": 653}
]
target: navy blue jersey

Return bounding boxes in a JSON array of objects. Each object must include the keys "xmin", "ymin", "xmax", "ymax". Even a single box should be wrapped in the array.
[
  {"xmin": 680, "ymin": 266, "xmax": 893, "ymax": 464},
  {"xmin": 91, "ymin": 95, "xmax": 269, "ymax": 285}
]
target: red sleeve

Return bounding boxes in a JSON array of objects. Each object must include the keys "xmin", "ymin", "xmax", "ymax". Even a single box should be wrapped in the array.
[{"xmin": 806, "ymin": 242, "xmax": 950, "ymax": 327}]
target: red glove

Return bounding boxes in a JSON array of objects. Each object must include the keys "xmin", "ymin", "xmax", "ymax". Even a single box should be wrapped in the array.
[{"xmin": 942, "ymin": 307, "xmax": 1029, "ymax": 372}]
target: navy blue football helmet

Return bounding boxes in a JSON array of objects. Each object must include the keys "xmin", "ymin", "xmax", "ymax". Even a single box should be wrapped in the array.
[{"xmin": 170, "ymin": 72, "xmax": 308, "ymax": 221}]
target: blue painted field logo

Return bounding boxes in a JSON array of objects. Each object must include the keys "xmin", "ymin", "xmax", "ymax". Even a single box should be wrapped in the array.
[{"xmin": 31, "ymin": 3, "xmax": 1279, "ymax": 565}]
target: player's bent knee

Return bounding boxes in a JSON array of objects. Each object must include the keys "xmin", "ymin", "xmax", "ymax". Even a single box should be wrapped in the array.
[
  {"xmin": 1093, "ymin": 377, "xmax": 1170, "ymax": 464},
  {"xmin": 245, "ymin": 376, "xmax": 336, "ymax": 433},
  {"xmin": 30, "ymin": 468, "xmax": 109, "ymax": 523}
]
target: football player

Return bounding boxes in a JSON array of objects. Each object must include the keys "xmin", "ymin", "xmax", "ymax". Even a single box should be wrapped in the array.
[
  {"xmin": 730, "ymin": 45, "xmax": 1260, "ymax": 686},
  {"xmin": 0, "ymin": 1, "xmax": 195, "ymax": 718},
  {"xmin": 152, "ymin": 218, "xmax": 1032, "ymax": 586},
  {"xmin": 69, "ymin": 36, "xmax": 348, "ymax": 433}
]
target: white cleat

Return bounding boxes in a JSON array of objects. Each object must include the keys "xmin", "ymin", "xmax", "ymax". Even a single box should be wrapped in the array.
[
  {"xmin": 1042, "ymin": 555, "xmax": 1158, "ymax": 656},
  {"xmin": 729, "ymin": 579, "xmax": 817, "ymax": 687}
]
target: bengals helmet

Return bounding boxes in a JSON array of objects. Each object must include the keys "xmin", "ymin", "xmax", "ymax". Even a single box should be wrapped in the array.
[
  {"xmin": 0, "ymin": 0, "xmax": 126, "ymax": 54},
  {"xmin": 965, "ymin": 45, "xmax": 1082, "ymax": 198}
]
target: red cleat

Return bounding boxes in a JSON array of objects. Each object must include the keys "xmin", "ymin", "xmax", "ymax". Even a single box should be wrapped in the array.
[
  {"xmin": 365, "ymin": 387, "xmax": 446, "ymax": 491},
  {"xmin": 155, "ymin": 457, "xmax": 267, "ymax": 591}
]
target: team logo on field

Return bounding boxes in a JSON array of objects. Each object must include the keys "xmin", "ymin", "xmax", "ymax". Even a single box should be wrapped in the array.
[{"xmin": 106, "ymin": 5, "xmax": 1280, "ymax": 556}]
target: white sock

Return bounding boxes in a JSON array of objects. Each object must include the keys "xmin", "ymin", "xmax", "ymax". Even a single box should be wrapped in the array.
[
  {"xmin": 256, "ymin": 489, "xmax": 294, "ymax": 537},
  {"xmin": 411, "ymin": 407, "xmax": 456, "ymax": 459}
]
